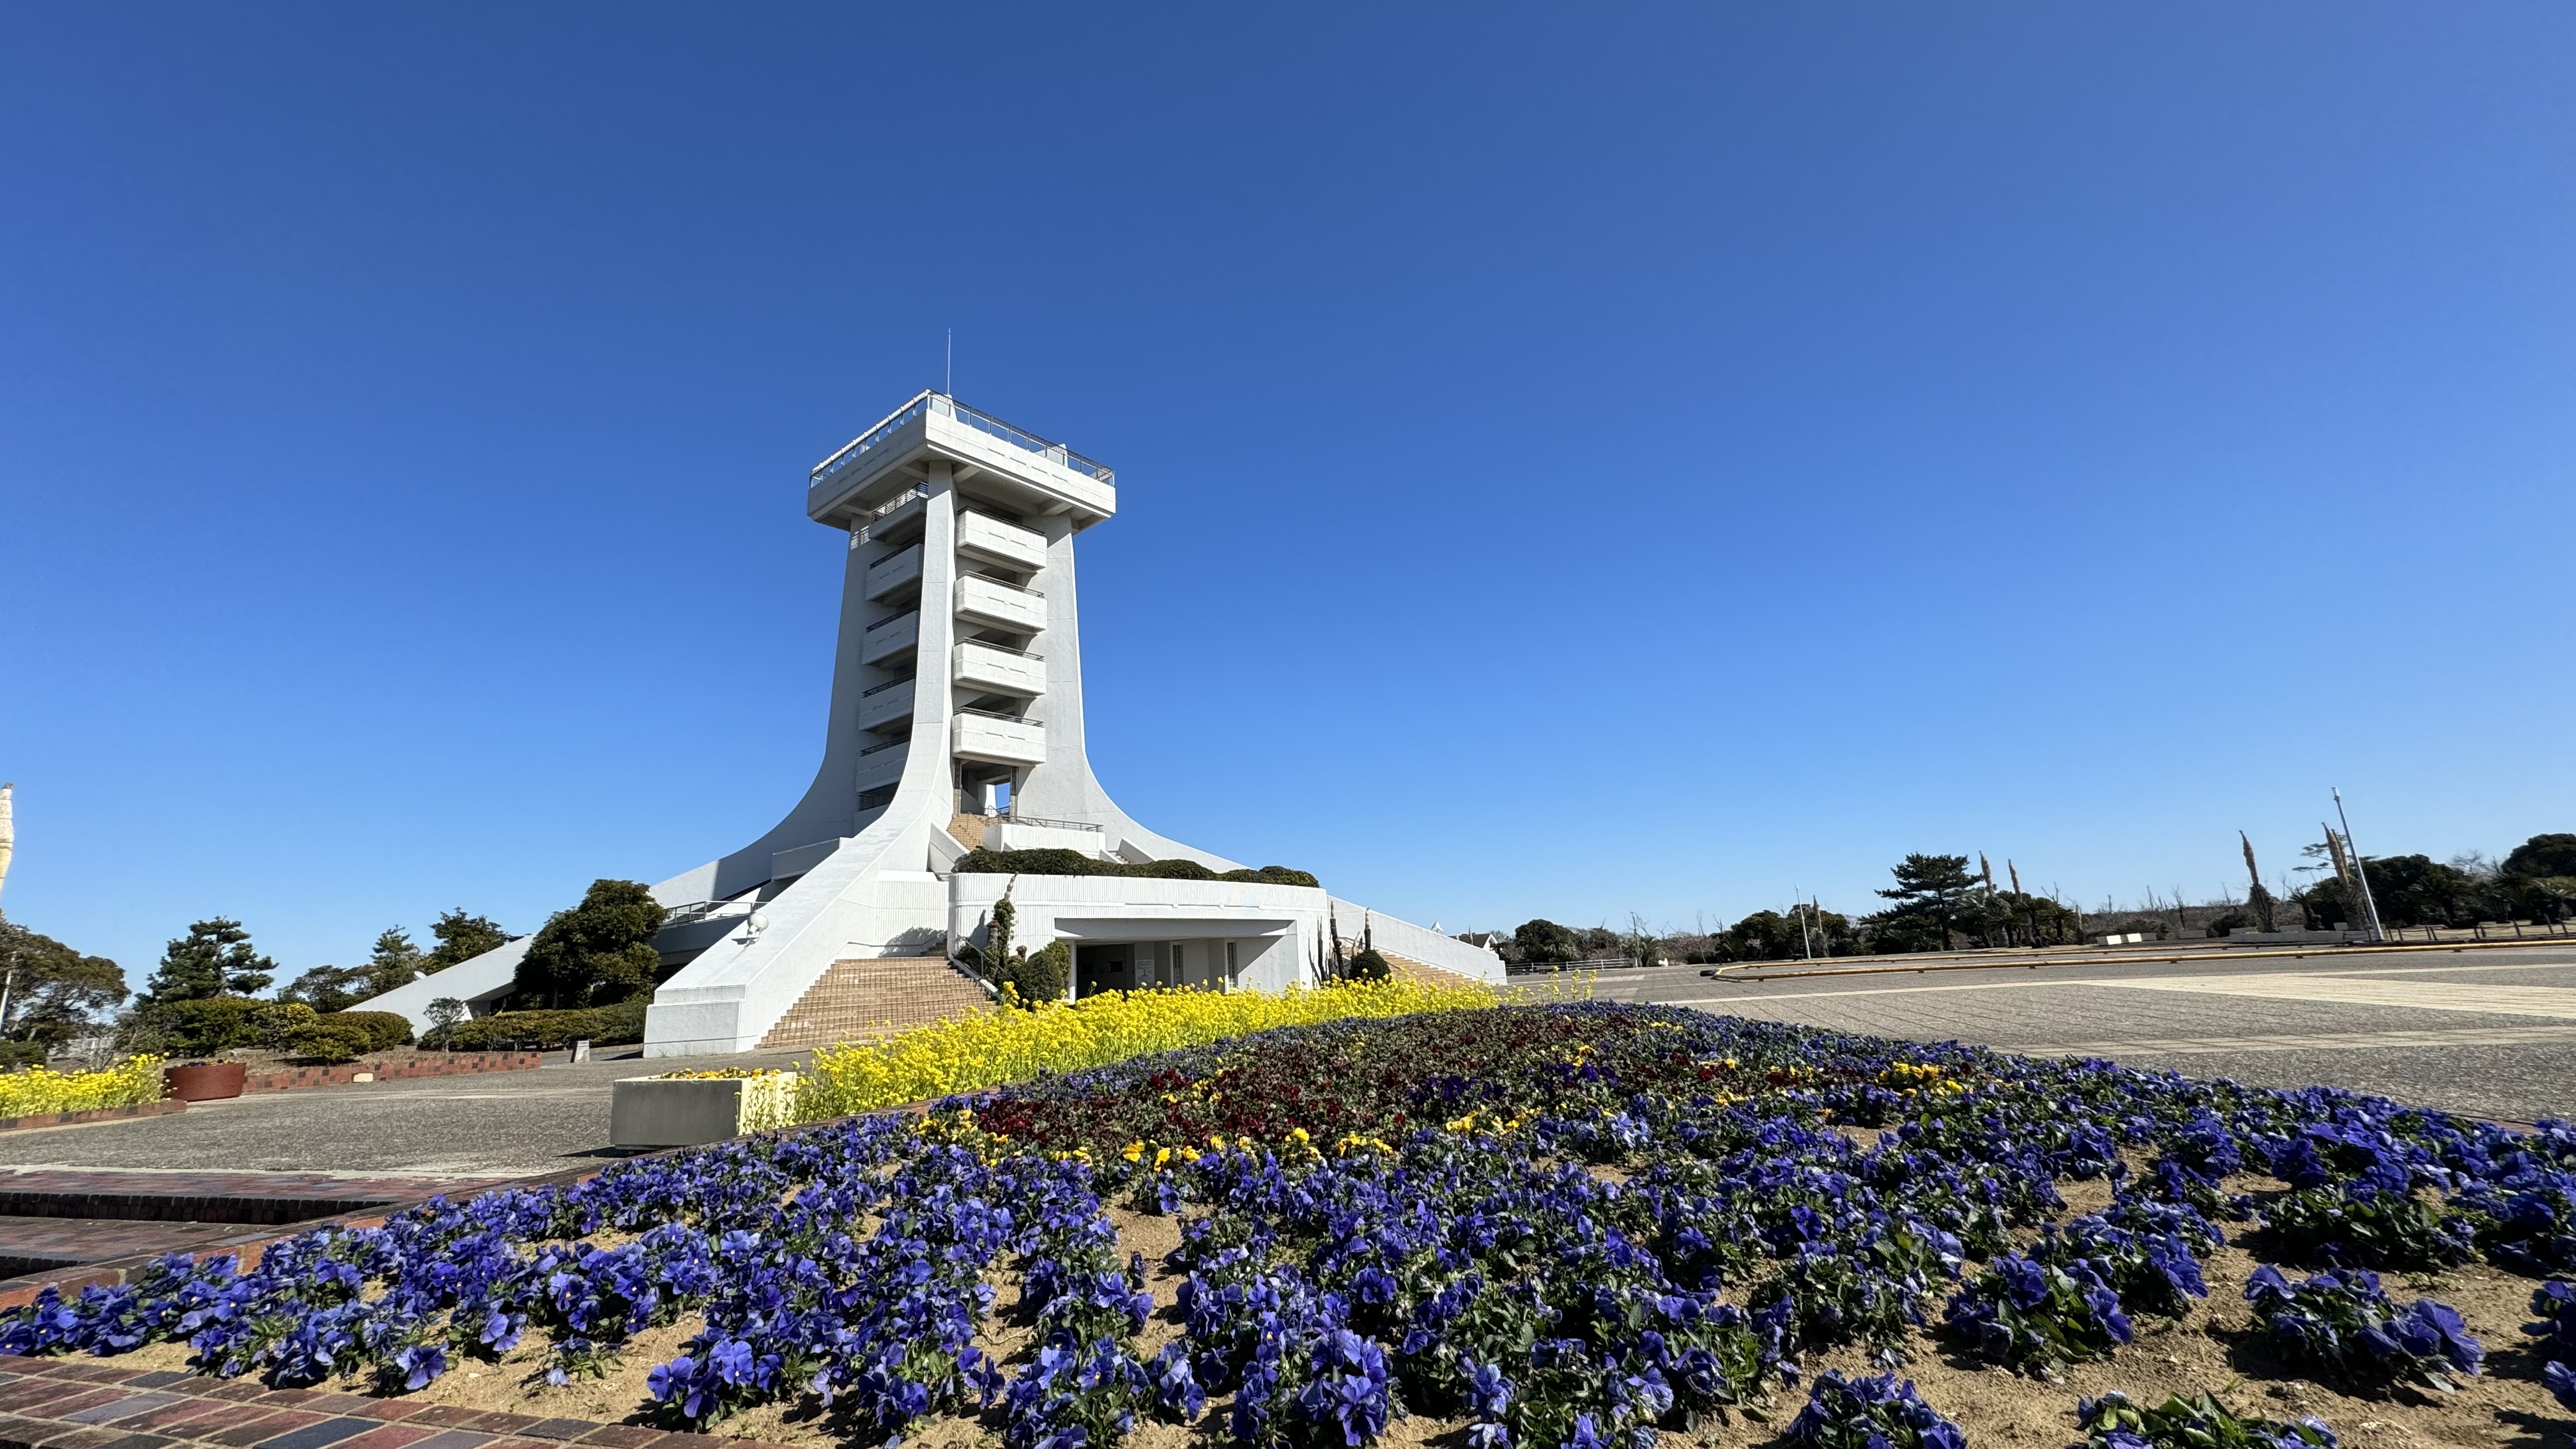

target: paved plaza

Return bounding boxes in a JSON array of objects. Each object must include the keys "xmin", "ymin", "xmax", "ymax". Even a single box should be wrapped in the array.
[
  {"xmin": 1600, "ymin": 940, "xmax": 2576, "ymax": 1124},
  {"xmin": 0, "ymin": 1050, "xmax": 813, "ymax": 1179}
]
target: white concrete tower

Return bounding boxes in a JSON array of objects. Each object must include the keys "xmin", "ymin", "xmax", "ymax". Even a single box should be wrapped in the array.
[{"xmin": 358, "ymin": 393, "xmax": 1501, "ymax": 1052}]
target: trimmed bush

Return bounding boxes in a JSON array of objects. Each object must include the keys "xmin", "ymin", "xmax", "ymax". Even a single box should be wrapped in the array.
[
  {"xmin": 430, "ymin": 1000, "xmax": 647, "ymax": 1051},
  {"xmin": 125, "ymin": 996, "xmax": 264, "ymax": 1056},
  {"xmin": 284, "ymin": 1020, "xmax": 374, "ymax": 1063},
  {"xmin": 252, "ymin": 1002, "xmax": 318, "ymax": 1050},
  {"xmin": 321, "ymin": 1011, "xmax": 414, "ymax": 1053},
  {"xmin": 952, "ymin": 848, "xmax": 1319, "ymax": 889},
  {"xmin": 1346, "ymin": 948, "xmax": 1391, "ymax": 983},
  {"xmin": 1009, "ymin": 940, "xmax": 1072, "ymax": 1006}
]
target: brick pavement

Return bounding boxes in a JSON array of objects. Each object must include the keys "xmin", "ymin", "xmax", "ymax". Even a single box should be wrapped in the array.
[
  {"xmin": 0, "ymin": 1353, "xmax": 793, "ymax": 1449},
  {"xmin": 0, "ymin": 1171, "xmax": 522, "ymax": 1304}
]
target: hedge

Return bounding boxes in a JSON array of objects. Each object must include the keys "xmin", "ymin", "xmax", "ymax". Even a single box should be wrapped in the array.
[
  {"xmin": 429, "ymin": 1000, "xmax": 648, "ymax": 1051},
  {"xmin": 1005, "ymin": 940, "xmax": 1072, "ymax": 1006},
  {"xmin": 125, "ymin": 996, "xmax": 265, "ymax": 1056},
  {"xmin": 952, "ymin": 848, "xmax": 1319, "ymax": 888},
  {"xmin": 319, "ymin": 1011, "xmax": 414, "ymax": 1053}
]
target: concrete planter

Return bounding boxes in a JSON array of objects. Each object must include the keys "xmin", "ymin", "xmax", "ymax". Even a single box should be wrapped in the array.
[
  {"xmin": 162, "ymin": 1061, "xmax": 246, "ymax": 1101},
  {"xmin": 610, "ymin": 1072, "xmax": 802, "ymax": 1149}
]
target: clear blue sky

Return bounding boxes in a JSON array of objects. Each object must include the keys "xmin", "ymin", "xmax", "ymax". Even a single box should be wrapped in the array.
[{"xmin": 4, "ymin": 5, "xmax": 2570, "ymax": 980}]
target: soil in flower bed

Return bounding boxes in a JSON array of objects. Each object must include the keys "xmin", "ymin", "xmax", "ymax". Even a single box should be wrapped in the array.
[{"xmin": 4, "ymin": 1004, "xmax": 2572, "ymax": 1449}]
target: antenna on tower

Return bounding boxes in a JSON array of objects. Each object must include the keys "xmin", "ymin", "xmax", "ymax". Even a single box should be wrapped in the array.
[{"xmin": 945, "ymin": 329, "xmax": 953, "ymax": 395}]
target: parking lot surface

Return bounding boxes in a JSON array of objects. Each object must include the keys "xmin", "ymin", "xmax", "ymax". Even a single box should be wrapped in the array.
[{"xmin": 1598, "ymin": 942, "xmax": 2576, "ymax": 1124}]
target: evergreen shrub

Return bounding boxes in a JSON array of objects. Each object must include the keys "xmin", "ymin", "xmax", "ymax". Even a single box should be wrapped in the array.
[
  {"xmin": 953, "ymin": 848, "xmax": 1318, "ymax": 889},
  {"xmin": 125, "ymin": 997, "xmax": 263, "ymax": 1055},
  {"xmin": 323, "ymin": 1011, "xmax": 415, "ymax": 1052},
  {"xmin": 431, "ymin": 1000, "xmax": 648, "ymax": 1051}
]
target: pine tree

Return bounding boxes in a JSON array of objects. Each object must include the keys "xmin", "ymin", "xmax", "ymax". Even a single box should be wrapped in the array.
[
  {"xmin": 365, "ymin": 928, "xmax": 427, "ymax": 995},
  {"xmin": 510, "ymin": 881, "xmax": 664, "ymax": 1009},
  {"xmin": 142, "ymin": 918, "xmax": 275, "ymax": 1002},
  {"xmin": 1871, "ymin": 854, "xmax": 1980, "ymax": 952},
  {"xmin": 424, "ymin": 910, "xmax": 512, "ymax": 973}
]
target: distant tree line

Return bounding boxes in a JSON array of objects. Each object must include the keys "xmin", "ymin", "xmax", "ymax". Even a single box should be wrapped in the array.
[
  {"xmin": 2287, "ymin": 831, "xmax": 2575, "ymax": 931},
  {"xmin": 1485, "ymin": 830, "xmax": 2574, "ymax": 968}
]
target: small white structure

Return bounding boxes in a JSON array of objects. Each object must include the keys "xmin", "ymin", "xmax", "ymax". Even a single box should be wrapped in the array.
[
  {"xmin": 610, "ymin": 1072, "xmax": 801, "ymax": 1148},
  {"xmin": 360, "ymin": 393, "xmax": 1501, "ymax": 1053}
]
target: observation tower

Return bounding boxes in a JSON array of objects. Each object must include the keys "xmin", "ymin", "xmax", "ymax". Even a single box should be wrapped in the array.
[{"xmin": 362, "ymin": 393, "xmax": 1501, "ymax": 1052}]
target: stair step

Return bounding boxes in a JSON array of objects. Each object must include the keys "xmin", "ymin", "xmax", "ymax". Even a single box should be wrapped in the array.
[
  {"xmin": 758, "ymin": 954, "xmax": 995, "ymax": 1050},
  {"xmin": 1374, "ymin": 951, "xmax": 1490, "ymax": 993}
]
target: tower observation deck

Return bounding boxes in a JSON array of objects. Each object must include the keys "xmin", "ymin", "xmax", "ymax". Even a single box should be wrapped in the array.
[{"xmin": 356, "ymin": 393, "xmax": 1503, "ymax": 1052}]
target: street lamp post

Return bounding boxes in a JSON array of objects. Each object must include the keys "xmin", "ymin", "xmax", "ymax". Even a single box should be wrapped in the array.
[{"xmin": 2332, "ymin": 788, "xmax": 2388, "ymax": 944}]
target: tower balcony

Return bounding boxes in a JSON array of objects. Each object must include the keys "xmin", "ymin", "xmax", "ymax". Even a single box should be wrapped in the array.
[
  {"xmin": 958, "ymin": 510, "xmax": 1048, "ymax": 570},
  {"xmin": 863, "ymin": 544, "xmax": 922, "ymax": 602},
  {"xmin": 809, "ymin": 392, "xmax": 1116, "ymax": 533},
  {"xmin": 953, "ymin": 710, "xmax": 1046, "ymax": 767},
  {"xmin": 956, "ymin": 574, "xmax": 1046, "ymax": 634},
  {"xmin": 853, "ymin": 736, "xmax": 908, "ymax": 791},
  {"xmin": 954, "ymin": 640, "xmax": 1046, "ymax": 698},
  {"xmin": 856, "ymin": 675, "xmax": 914, "ymax": 732},
  {"xmin": 859, "ymin": 610, "xmax": 918, "ymax": 667}
]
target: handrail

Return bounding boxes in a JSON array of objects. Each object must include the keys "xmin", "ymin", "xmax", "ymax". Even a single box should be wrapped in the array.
[
  {"xmin": 960, "ymin": 507, "xmax": 1029, "ymax": 529},
  {"xmin": 855, "ymin": 489, "xmax": 929, "ymax": 546},
  {"xmin": 864, "ymin": 610, "xmax": 918, "ymax": 634},
  {"xmin": 957, "ymin": 639, "xmax": 1044, "ymax": 661},
  {"xmin": 1001, "ymin": 813, "xmax": 1102, "ymax": 833},
  {"xmin": 955, "ymin": 707, "xmax": 1041, "ymax": 726},
  {"xmin": 860, "ymin": 676, "xmax": 914, "ymax": 698},
  {"xmin": 859, "ymin": 737, "xmax": 908, "ymax": 756},
  {"xmin": 658, "ymin": 900, "xmax": 751, "ymax": 929},
  {"xmin": 811, "ymin": 392, "xmax": 1116, "ymax": 488},
  {"xmin": 812, "ymin": 392, "xmax": 936, "ymax": 486}
]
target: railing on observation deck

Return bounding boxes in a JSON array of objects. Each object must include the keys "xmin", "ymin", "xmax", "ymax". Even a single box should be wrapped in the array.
[
  {"xmin": 811, "ymin": 392, "xmax": 1115, "ymax": 490},
  {"xmin": 997, "ymin": 813, "xmax": 1101, "ymax": 834}
]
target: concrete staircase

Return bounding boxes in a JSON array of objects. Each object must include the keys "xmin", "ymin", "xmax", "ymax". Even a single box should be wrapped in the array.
[
  {"xmin": 757, "ymin": 954, "xmax": 996, "ymax": 1050},
  {"xmin": 1376, "ymin": 951, "xmax": 1493, "ymax": 993}
]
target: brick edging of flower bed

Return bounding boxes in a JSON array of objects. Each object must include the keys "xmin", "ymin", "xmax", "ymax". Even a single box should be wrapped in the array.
[
  {"xmin": 242, "ymin": 1052, "xmax": 545, "ymax": 1094},
  {"xmin": 0, "ymin": 1099, "xmax": 185, "ymax": 1135},
  {"xmin": 0, "ymin": 1349, "xmax": 796, "ymax": 1449},
  {"xmin": 0, "ymin": 1098, "xmax": 939, "ymax": 1311}
]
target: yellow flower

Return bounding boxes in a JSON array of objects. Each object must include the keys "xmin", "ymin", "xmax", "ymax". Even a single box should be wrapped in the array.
[
  {"xmin": 792, "ymin": 979, "xmax": 1499, "ymax": 1124},
  {"xmin": 1121, "ymin": 1141, "xmax": 1144, "ymax": 1163},
  {"xmin": 0, "ymin": 1054, "xmax": 165, "ymax": 1118},
  {"xmin": 1154, "ymin": 1147, "xmax": 1174, "ymax": 1169}
]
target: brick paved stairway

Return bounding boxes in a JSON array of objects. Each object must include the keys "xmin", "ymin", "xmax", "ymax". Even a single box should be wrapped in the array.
[
  {"xmin": 756, "ymin": 954, "xmax": 995, "ymax": 1050},
  {"xmin": 1376, "ymin": 951, "xmax": 1492, "ymax": 993}
]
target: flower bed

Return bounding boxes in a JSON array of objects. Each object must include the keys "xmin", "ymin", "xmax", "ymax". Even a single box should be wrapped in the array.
[
  {"xmin": 0, "ymin": 1054, "xmax": 164, "ymax": 1118},
  {"xmin": 793, "ymin": 976, "xmax": 1501, "ymax": 1121},
  {"xmin": 2, "ymin": 1004, "xmax": 2570, "ymax": 1449}
]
